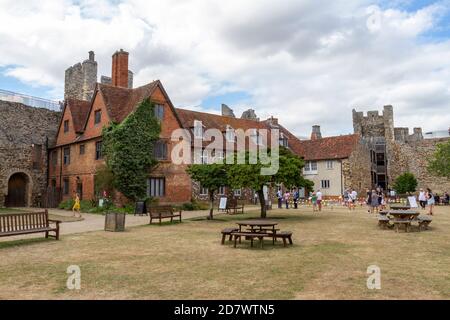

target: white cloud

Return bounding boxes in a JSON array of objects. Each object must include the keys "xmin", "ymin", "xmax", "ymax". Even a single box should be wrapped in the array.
[{"xmin": 0, "ymin": 0, "xmax": 449, "ymax": 136}]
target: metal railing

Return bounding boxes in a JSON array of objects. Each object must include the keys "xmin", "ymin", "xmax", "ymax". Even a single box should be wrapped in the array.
[{"xmin": 0, "ymin": 88, "xmax": 61, "ymax": 111}]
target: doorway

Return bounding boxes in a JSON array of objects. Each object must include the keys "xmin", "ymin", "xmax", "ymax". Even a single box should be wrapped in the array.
[{"xmin": 5, "ymin": 172, "xmax": 29, "ymax": 207}]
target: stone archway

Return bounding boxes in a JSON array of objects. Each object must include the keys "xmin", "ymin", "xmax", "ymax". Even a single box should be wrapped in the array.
[{"xmin": 5, "ymin": 172, "xmax": 32, "ymax": 207}]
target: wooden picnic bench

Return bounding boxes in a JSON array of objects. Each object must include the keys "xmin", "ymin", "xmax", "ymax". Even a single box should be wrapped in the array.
[
  {"xmin": 0, "ymin": 210, "xmax": 60, "ymax": 240},
  {"xmin": 416, "ymin": 216, "xmax": 432, "ymax": 231},
  {"xmin": 231, "ymin": 231, "xmax": 268, "ymax": 248},
  {"xmin": 148, "ymin": 206, "xmax": 182, "ymax": 225},
  {"xmin": 221, "ymin": 227, "xmax": 239, "ymax": 245},
  {"xmin": 225, "ymin": 199, "xmax": 244, "ymax": 215},
  {"xmin": 378, "ymin": 214, "xmax": 391, "ymax": 229}
]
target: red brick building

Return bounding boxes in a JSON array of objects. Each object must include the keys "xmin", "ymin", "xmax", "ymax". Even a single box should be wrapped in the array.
[{"xmin": 49, "ymin": 50, "xmax": 305, "ymax": 205}]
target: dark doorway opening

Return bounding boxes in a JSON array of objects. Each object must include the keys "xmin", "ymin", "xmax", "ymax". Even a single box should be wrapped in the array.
[{"xmin": 5, "ymin": 173, "xmax": 29, "ymax": 207}]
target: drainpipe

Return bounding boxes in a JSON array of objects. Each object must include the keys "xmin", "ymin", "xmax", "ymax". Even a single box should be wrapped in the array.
[
  {"xmin": 340, "ymin": 159, "xmax": 344, "ymax": 196},
  {"xmin": 59, "ymin": 146, "xmax": 63, "ymax": 199}
]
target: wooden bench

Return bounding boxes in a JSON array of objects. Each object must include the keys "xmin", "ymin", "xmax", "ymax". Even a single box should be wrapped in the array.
[
  {"xmin": 231, "ymin": 232, "xmax": 268, "ymax": 248},
  {"xmin": 221, "ymin": 227, "xmax": 239, "ymax": 245},
  {"xmin": 148, "ymin": 206, "xmax": 182, "ymax": 225},
  {"xmin": 226, "ymin": 199, "xmax": 244, "ymax": 215},
  {"xmin": 417, "ymin": 216, "xmax": 432, "ymax": 231},
  {"xmin": 273, "ymin": 231, "xmax": 293, "ymax": 247},
  {"xmin": 393, "ymin": 219, "xmax": 412, "ymax": 233},
  {"xmin": 378, "ymin": 215, "xmax": 391, "ymax": 229},
  {"xmin": 0, "ymin": 210, "xmax": 60, "ymax": 240}
]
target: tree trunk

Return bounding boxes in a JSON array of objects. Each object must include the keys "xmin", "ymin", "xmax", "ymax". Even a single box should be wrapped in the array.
[
  {"xmin": 258, "ymin": 188, "xmax": 267, "ymax": 219},
  {"xmin": 208, "ymin": 191, "xmax": 215, "ymax": 220}
]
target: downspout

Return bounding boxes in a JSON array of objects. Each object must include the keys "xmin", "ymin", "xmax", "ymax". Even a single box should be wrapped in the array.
[
  {"xmin": 340, "ymin": 159, "xmax": 344, "ymax": 196},
  {"xmin": 59, "ymin": 146, "xmax": 63, "ymax": 197}
]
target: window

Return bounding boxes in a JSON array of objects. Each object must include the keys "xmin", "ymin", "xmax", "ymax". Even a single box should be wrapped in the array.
[
  {"xmin": 250, "ymin": 129, "xmax": 263, "ymax": 145},
  {"xmin": 279, "ymin": 133, "xmax": 289, "ymax": 147},
  {"xmin": 147, "ymin": 178, "xmax": 165, "ymax": 197},
  {"xmin": 80, "ymin": 144, "xmax": 85, "ymax": 155},
  {"xmin": 218, "ymin": 186, "xmax": 226, "ymax": 195},
  {"xmin": 154, "ymin": 141, "xmax": 168, "ymax": 160},
  {"xmin": 326, "ymin": 160, "xmax": 333, "ymax": 169},
  {"xmin": 94, "ymin": 110, "xmax": 102, "ymax": 125},
  {"xmin": 200, "ymin": 186, "xmax": 209, "ymax": 195},
  {"xmin": 64, "ymin": 120, "xmax": 69, "ymax": 133},
  {"xmin": 321, "ymin": 180, "xmax": 330, "ymax": 189},
  {"xmin": 226, "ymin": 126, "xmax": 235, "ymax": 142},
  {"xmin": 63, "ymin": 178, "xmax": 70, "ymax": 195},
  {"xmin": 95, "ymin": 141, "xmax": 103, "ymax": 160},
  {"xmin": 201, "ymin": 149, "xmax": 209, "ymax": 164},
  {"xmin": 234, "ymin": 189, "xmax": 242, "ymax": 197},
  {"xmin": 304, "ymin": 161, "xmax": 318, "ymax": 173},
  {"xmin": 51, "ymin": 150, "xmax": 57, "ymax": 167},
  {"xmin": 63, "ymin": 147, "xmax": 70, "ymax": 165},
  {"xmin": 194, "ymin": 120, "xmax": 203, "ymax": 139},
  {"xmin": 154, "ymin": 104, "xmax": 164, "ymax": 120}
]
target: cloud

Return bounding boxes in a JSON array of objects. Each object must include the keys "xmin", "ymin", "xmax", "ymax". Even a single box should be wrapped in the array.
[{"xmin": 0, "ymin": 0, "xmax": 449, "ymax": 137}]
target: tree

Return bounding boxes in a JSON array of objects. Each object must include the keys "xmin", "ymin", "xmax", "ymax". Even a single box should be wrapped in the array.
[
  {"xmin": 428, "ymin": 140, "xmax": 450, "ymax": 178},
  {"xmin": 186, "ymin": 164, "xmax": 228, "ymax": 220},
  {"xmin": 102, "ymin": 99, "xmax": 161, "ymax": 201},
  {"xmin": 228, "ymin": 147, "xmax": 312, "ymax": 218},
  {"xmin": 393, "ymin": 172, "xmax": 418, "ymax": 195}
]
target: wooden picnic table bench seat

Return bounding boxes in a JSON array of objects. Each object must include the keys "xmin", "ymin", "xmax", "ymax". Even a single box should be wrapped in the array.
[
  {"xmin": 273, "ymin": 231, "xmax": 293, "ymax": 247},
  {"xmin": 378, "ymin": 215, "xmax": 391, "ymax": 229},
  {"xmin": 148, "ymin": 206, "xmax": 182, "ymax": 225},
  {"xmin": 225, "ymin": 199, "xmax": 244, "ymax": 215},
  {"xmin": 221, "ymin": 227, "xmax": 239, "ymax": 244},
  {"xmin": 393, "ymin": 218, "xmax": 412, "ymax": 233},
  {"xmin": 231, "ymin": 232, "xmax": 268, "ymax": 248},
  {"xmin": 417, "ymin": 216, "xmax": 432, "ymax": 231},
  {"xmin": 0, "ymin": 210, "xmax": 60, "ymax": 240}
]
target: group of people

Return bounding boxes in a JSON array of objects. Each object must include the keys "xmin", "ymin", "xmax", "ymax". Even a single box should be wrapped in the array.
[
  {"xmin": 276, "ymin": 188, "xmax": 303, "ymax": 210},
  {"xmin": 417, "ymin": 188, "xmax": 448, "ymax": 215},
  {"xmin": 343, "ymin": 188, "xmax": 358, "ymax": 210},
  {"xmin": 365, "ymin": 187, "xmax": 386, "ymax": 214}
]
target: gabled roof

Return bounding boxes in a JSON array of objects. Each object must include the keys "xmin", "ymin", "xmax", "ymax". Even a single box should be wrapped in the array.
[
  {"xmin": 65, "ymin": 98, "xmax": 91, "ymax": 133},
  {"xmin": 294, "ymin": 134, "xmax": 360, "ymax": 161}
]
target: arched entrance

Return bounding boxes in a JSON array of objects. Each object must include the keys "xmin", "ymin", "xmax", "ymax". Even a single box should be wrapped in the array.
[{"xmin": 5, "ymin": 173, "xmax": 29, "ymax": 207}]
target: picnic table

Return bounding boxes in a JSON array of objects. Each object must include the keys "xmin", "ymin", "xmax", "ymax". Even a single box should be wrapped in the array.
[
  {"xmin": 237, "ymin": 220, "xmax": 278, "ymax": 245},
  {"xmin": 388, "ymin": 210, "xmax": 419, "ymax": 233},
  {"xmin": 389, "ymin": 205, "xmax": 411, "ymax": 210}
]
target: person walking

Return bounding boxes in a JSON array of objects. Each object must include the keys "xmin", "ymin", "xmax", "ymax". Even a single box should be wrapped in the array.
[
  {"xmin": 311, "ymin": 192, "xmax": 318, "ymax": 212},
  {"xmin": 343, "ymin": 189, "xmax": 349, "ymax": 207},
  {"xmin": 284, "ymin": 190, "xmax": 291, "ymax": 209},
  {"xmin": 72, "ymin": 192, "xmax": 81, "ymax": 218},
  {"xmin": 316, "ymin": 190, "xmax": 323, "ymax": 212},
  {"xmin": 293, "ymin": 188, "xmax": 299, "ymax": 209},
  {"xmin": 349, "ymin": 188, "xmax": 357, "ymax": 211},
  {"xmin": 366, "ymin": 189, "xmax": 372, "ymax": 213},
  {"xmin": 277, "ymin": 188, "xmax": 283, "ymax": 209},
  {"xmin": 426, "ymin": 188, "xmax": 435, "ymax": 215},
  {"xmin": 370, "ymin": 190, "xmax": 379, "ymax": 214},
  {"xmin": 418, "ymin": 188, "xmax": 427, "ymax": 210}
]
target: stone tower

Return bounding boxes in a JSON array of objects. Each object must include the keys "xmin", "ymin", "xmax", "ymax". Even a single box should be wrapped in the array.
[{"xmin": 64, "ymin": 51, "xmax": 98, "ymax": 101}]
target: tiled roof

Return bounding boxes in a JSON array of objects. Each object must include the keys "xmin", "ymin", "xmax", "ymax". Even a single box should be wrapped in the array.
[
  {"xmin": 65, "ymin": 98, "xmax": 90, "ymax": 133},
  {"xmin": 293, "ymin": 134, "xmax": 360, "ymax": 161},
  {"xmin": 98, "ymin": 81, "xmax": 159, "ymax": 123}
]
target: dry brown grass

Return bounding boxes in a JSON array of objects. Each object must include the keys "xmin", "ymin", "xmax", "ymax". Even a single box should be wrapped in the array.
[{"xmin": 0, "ymin": 205, "xmax": 449, "ymax": 300}]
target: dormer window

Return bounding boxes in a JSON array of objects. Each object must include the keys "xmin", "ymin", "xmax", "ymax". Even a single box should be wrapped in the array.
[
  {"xmin": 194, "ymin": 120, "xmax": 204, "ymax": 139},
  {"xmin": 226, "ymin": 125, "xmax": 235, "ymax": 142},
  {"xmin": 279, "ymin": 132, "xmax": 289, "ymax": 147}
]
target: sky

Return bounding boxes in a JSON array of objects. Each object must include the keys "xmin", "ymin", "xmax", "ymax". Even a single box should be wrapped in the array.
[{"xmin": 0, "ymin": 0, "xmax": 449, "ymax": 137}]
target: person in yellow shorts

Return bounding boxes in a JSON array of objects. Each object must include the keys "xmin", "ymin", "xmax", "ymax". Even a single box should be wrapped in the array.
[{"xmin": 72, "ymin": 193, "xmax": 81, "ymax": 218}]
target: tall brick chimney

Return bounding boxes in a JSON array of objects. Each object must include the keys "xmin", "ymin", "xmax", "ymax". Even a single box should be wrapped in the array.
[
  {"xmin": 112, "ymin": 49, "xmax": 129, "ymax": 88},
  {"xmin": 311, "ymin": 125, "xmax": 322, "ymax": 140}
]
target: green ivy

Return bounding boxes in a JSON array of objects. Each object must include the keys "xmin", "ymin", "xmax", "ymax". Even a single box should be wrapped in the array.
[{"xmin": 102, "ymin": 99, "xmax": 161, "ymax": 201}]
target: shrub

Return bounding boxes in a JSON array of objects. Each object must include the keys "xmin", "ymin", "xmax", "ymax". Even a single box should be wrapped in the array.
[
  {"xmin": 58, "ymin": 199, "xmax": 74, "ymax": 210},
  {"xmin": 393, "ymin": 172, "xmax": 418, "ymax": 194}
]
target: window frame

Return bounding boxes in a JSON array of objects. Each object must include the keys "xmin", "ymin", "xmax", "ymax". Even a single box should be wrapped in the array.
[
  {"xmin": 154, "ymin": 140, "xmax": 168, "ymax": 160},
  {"xmin": 94, "ymin": 109, "xmax": 102, "ymax": 125},
  {"xmin": 79, "ymin": 144, "xmax": 85, "ymax": 155},
  {"xmin": 321, "ymin": 180, "xmax": 331, "ymax": 189},
  {"xmin": 63, "ymin": 147, "xmax": 71, "ymax": 165},
  {"xmin": 95, "ymin": 141, "xmax": 103, "ymax": 160},
  {"xmin": 326, "ymin": 160, "xmax": 333, "ymax": 170},
  {"xmin": 154, "ymin": 104, "xmax": 164, "ymax": 120},
  {"xmin": 63, "ymin": 178, "xmax": 70, "ymax": 195},
  {"xmin": 147, "ymin": 177, "xmax": 166, "ymax": 198},
  {"xmin": 63, "ymin": 120, "xmax": 69, "ymax": 133}
]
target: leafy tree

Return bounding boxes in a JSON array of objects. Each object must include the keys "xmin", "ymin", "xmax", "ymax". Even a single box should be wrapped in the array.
[
  {"xmin": 393, "ymin": 172, "xmax": 418, "ymax": 195},
  {"xmin": 228, "ymin": 147, "xmax": 312, "ymax": 218},
  {"xmin": 102, "ymin": 99, "xmax": 161, "ymax": 201},
  {"xmin": 186, "ymin": 164, "xmax": 228, "ymax": 220},
  {"xmin": 428, "ymin": 140, "xmax": 450, "ymax": 178},
  {"xmin": 94, "ymin": 164, "xmax": 115, "ymax": 197}
]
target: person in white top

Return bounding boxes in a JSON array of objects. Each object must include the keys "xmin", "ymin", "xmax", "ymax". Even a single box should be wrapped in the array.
[
  {"xmin": 418, "ymin": 188, "xmax": 427, "ymax": 210},
  {"xmin": 316, "ymin": 190, "xmax": 323, "ymax": 211},
  {"xmin": 349, "ymin": 189, "xmax": 357, "ymax": 211}
]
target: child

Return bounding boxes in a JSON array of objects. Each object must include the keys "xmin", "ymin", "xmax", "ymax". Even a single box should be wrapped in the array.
[
  {"xmin": 72, "ymin": 193, "xmax": 81, "ymax": 218},
  {"xmin": 284, "ymin": 191, "xmax": 291, "ymax": 209},
  {"xmin": 311, "ymin": 192, "xmax": 318, "ymax": 212}
]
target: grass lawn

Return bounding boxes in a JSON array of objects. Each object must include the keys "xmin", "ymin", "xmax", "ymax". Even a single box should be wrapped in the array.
[{"xmin": 0, "ymin": 205, "xmax": 449, "ymax": 300}]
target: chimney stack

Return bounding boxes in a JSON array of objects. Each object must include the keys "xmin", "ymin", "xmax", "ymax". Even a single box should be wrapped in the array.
[
  {"xmin": 112, "ymin": 49, "xmax": 129, "ymax": 88},
  {"xmin": 89, "ymin": 51, "xmax": 95, "ymax": 62},
  {"xmin": 311, "ymin": 125, "xmax": 322, "ymax": 140}
]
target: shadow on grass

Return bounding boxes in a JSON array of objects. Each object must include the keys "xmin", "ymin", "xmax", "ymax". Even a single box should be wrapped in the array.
[{"xmin": 0, "ymin": 237, "xmax": 52, "ymax": 249}]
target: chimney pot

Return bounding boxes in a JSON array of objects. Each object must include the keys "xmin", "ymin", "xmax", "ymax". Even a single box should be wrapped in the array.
[{"xmin": 112, "ymin": 49, "xmax": 129, "ymax": 88}]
